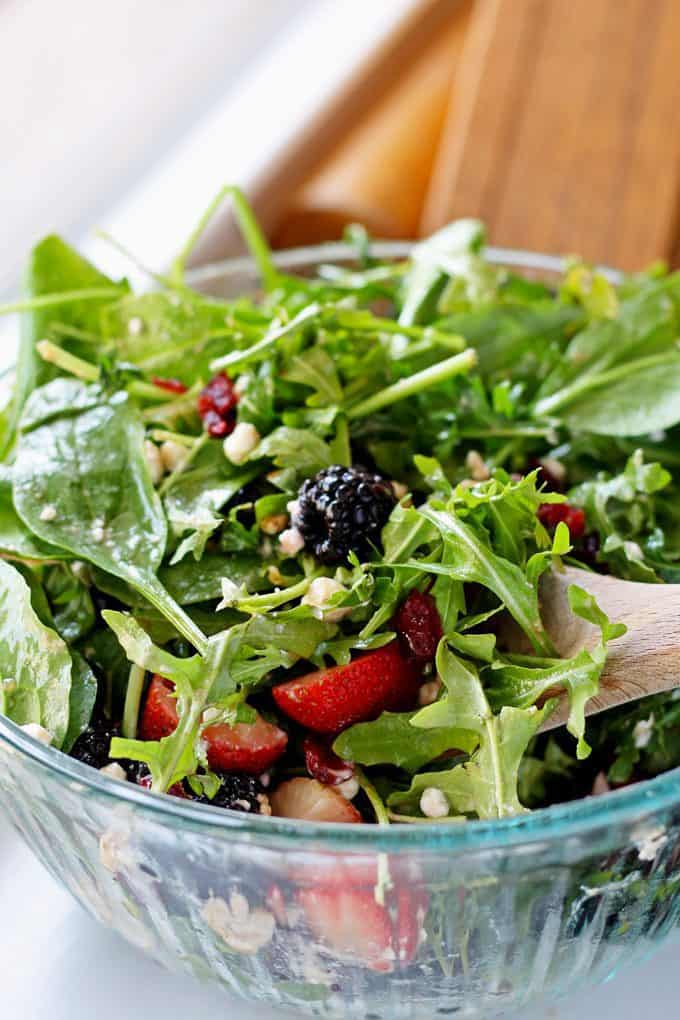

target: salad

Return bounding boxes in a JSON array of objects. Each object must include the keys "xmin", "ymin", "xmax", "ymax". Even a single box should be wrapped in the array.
[{"xmin": 1, "ymin": 186, "xmax": 679, "ymax": 825}]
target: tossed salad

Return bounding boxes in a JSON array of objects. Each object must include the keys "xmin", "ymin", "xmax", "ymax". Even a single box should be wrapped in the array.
[{"xmin": 1, "ymin": 187, "xmax": 679, "ymax": 824}]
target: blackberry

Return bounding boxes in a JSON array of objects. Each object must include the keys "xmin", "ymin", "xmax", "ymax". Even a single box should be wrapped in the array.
[
  {"xmin": 293, "ymin": 465, "xmax": 396, "ymax": 564},
  {"xmin": 195, "ymin": 773, "xmax": 269, "ymax": 814},
  {"xmin": 70, "ymin": 718, "xmax": 118, "ymax": 771},
  {"xmin": 70, "ymin": 718, "xmax": 147, "ymax": 782}
]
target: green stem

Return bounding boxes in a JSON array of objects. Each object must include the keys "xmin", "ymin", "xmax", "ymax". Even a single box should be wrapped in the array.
[
  {"xmin": 458, "ymin": 425, "xmax": 554, "ymax": 440},
  {"xmin": 330, "ymin": 414, "xmax": 351, "ymax": 466},
  {"xmin": 36, "ymin": 340, "xmax": 100, "ymax": 382},
  {"xmin": 149, "ymin": 429, "xmax": 200, "ymax": 447},
  {"xmin": 347, "ymin": 348, "xmax": 477, "ymax": 419},
  {"xmin": 534, "ymin": 351, "xmax": 680, "ymax": 418},
  {"xmin": 230, "ymin": 575, "xmax": 314, "ymax": 614},
  {"xmin": 209, "ymin": 303, "xmax": 321, "ymax": 371},
  {"xmin": 128, "ymin": 381, "xmax": 179, "ymax": 403},
  {"xmin": 122, "ymin": 665, "xmax": 146, "ymax": 739},
  {"xmin": 0, "ymin": 287, "xmax": 122, "ymax": 316},
  {"xmin": 171, "ymin": 185, "xmax": 278, "ymax": 290},
  {"xmin": 355, "ymin": 766, "xmax": 390, "ymax": 826},
  {"xmin": 140, "ymin": 574, "xmax": 208, "ymax": 654}
]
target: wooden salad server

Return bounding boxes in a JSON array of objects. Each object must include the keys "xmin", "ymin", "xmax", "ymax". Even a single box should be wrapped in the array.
[{"xmin": 538, "ymin": 566, "xmax": 680, "ymax": 730}]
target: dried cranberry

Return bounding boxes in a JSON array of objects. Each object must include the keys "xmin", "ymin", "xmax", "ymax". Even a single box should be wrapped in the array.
[
  {"xmin": 394, "ymin": 590, "xmax": 443, "ymax": 662},
  {"xmin": 197, "ymin": 372, "xmax": 238, "ymax": 438},
  {"xmin": 537, "ymin": 502, "xmax": 586, "ymax": 538},
  {"xmin": 151, "ymin": 375, "xmax": 188, "ymax": 394},
  {"xmin": 303, "ymin": 736, "xmax": 354, "ymax": 785}
]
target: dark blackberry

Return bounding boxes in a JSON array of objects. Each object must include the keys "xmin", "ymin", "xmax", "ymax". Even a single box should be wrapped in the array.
[
  {"xmin": 70, "ymin": 718, "xmax": 118, "ymax": 771},
  {"xmin": 71, "ymin": 718, "xmax": 148, "ymax": 782},
  {"xmin": 195, "ymin": 773, "xmax": 269, "ymax": 814},
  {"xmin": 293, "ymin": 465, "xmax": 396, "ymax": 564}
]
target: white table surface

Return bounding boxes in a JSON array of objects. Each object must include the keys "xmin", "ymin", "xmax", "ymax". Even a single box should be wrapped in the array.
[{"xmin": 1, "ymin": 3, "xmax": 679, "ymax": 1016}]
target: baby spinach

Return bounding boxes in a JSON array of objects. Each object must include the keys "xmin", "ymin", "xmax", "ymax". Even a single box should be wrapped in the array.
[
  {"xmin": 0, "ymin": 559, "xmax": 73, "ymax": 747},
  {"xmin": 13, "ymin": 379, "xmax": 206, "ymax": 652}
]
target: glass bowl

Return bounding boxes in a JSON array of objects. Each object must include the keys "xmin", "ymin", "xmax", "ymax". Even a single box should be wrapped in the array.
[{"xmin": 1, "ymin": 243, "xmax": 678, "ymax": 1020}]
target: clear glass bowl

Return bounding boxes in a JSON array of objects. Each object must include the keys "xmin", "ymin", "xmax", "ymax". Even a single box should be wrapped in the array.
[{"xmin": 1, "ymin": 244, "xmax": 678, "ymax": 1020}]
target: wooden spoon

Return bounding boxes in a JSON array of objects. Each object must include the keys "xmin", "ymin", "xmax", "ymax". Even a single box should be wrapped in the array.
[{"xmin": 538, "ymin": 566, "xmax": 680, "ymax": 731}]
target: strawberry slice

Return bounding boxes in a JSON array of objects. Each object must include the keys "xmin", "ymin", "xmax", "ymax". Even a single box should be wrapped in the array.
[
  {"xmin": 392, "ymin": 887, "xmax": 429, "ymax": 966},
  {"xmin": 298, "ymin": 888, "xmax": 394, "ymax": 972},
  {"xmin": 139, "ymin": 676, "xmax": 287, "ymax": 774},
  {"xmin": 272, "ymin": 641, "xmax": 420, "ymax": 733},
  {"xmin": 269, "ymin": 777, "xmax": 362, "ymax": 823}
]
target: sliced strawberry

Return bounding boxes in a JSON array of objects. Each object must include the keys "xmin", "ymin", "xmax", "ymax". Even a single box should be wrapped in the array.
[
  {"xmin": 269, "ymin": 777, "xmax": 362, "ymax": 823},
  {"xmin": 139, "ymin": 676, "xmax": 287, "ymax": 774},
  {"xmin": 298, "ymin": 888, "xmax": 394, "ymax": 972},
  {"xmin": 138, "ymin": 676, "xmax": 178, "ymax": 740},
  {"xmin": 303, "ymin": 736, "xmax": 354, "ymax": 785},
  {"xmin": 394, "ymin": 589, "xmax": 442, "ymax": 661},
  {"xmin": 203, "ymin": 715, "xmax": 287, "ymax": 774},
  {"xmin": 272, "ymin": 642, "xmax": 420, "ymax": 734}
]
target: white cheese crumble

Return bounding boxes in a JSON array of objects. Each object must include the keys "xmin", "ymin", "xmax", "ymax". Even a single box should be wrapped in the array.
[
  {"xmin": 143, "ymin": 440, "xmax": 164, "ymax": 486},
  {"xmin": 465, "ymin": 449, "xmax": 490, "ymax": 481},
  {"xmin": 159, "ymin": 439, "xmax": 187, "ymax": 473},
  {"xmin": 279, "ymin": 526, "xmax": 305, "ymax": 557},
  {"xmin": 99, "ymin": 762, "xmax": 127, "ymax": 781},
  {"xmin": 127, "ymin": 316, "xmax": 143, "ymax": 336},
  {"xmin": 633, "ymin": 714, "xmax": 655, "ymax": 750},
  {"xmin": 418, "ymin": 678, "xmax": 442, "ymax": 706},
  {"xmin": 301, "ymin": 577, "xmax": 351, "ymax": 622},
  {"xmin": 20, "ymin": 723, "xmax": 53, "ymax": 746},
  {"xmin": 223, "ymin": 422, "xmax": 260, "ymax": 465},
  {"xmin": 336, "ymin": 777, "xmax": 360, "ymax": 800},
  {"xmin": 39, "ymin": 504, "xmax": 58, "ymax": 522},
  {"xmin": 419, "ymin": 786, "xmax": 450, "ymax": 819}
]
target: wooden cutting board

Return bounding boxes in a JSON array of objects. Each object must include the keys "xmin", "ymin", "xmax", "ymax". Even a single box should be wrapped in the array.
[{"xmin": 421, "ymin": 0, "xmax": 680, "ymax": 269}]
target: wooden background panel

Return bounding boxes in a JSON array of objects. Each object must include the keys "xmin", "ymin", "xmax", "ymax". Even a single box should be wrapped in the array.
[{"xmin": 422, "ymin": 0, "xmax": 680, "ymax": 269}]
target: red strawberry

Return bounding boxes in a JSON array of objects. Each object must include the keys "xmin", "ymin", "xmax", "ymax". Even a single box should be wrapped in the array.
[
  {"xmin": 269, "ymin": 778, "xmax": 362, "ymax": 823},
  {"xmin": 303, "ymin": 736, "xmax": 354, "ymax": 785},
  {"xmin": 538, "ymin": 501, "xmax": 586, "ymax": 538},
  {"xmin": 298, "ymin": 888, "xmax": 394, "ymax": 972},
  {"xmin": 139, "ymin": 676, "xmax": 287, "ymax": 773},
  {"xmin": 394, "ymin": 589, "xmax": 443, "ymax": 661},
  {"xmin": 272, "ymin": 642, "xmax": 420, "ymax": 734}
]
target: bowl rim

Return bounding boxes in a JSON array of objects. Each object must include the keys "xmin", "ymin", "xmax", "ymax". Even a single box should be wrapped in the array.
[{"xmin": 5, "ymin": 238, "xmax": 673, "ymax": 854}]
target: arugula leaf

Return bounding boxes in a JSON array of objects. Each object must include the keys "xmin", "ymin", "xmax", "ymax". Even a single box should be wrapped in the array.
[
  {"xmin": 389, "ymin": 701, "xmax": 555, "ymax": 819},
  {"xmin": 13, "ymin": 379, "xmax": 206, "ymax": 651},
  {"xmin": 333, "ymin": 711, "xmax": 476, "ymax": 773},
  {"xmin": 253, "ymin": 427, "xmax": 333, "ymax": 475},
  {"xmin": 486, "ymin": 585, "xmax": 626, "ymax": 758},
  {"xmin": 569, "ymin": 450, "xmax": 671, "ymax": 581},
  {"xmin": 0, "ymin": 560, "xmax": 73, "ymax": 747},
  {"xmin": 399, "ymin": 219, "xmax": 485, "ymax": 326},
  {"xmin": 418, "ymin": 504, "xmax": 553, "ymax": 655},
  {"xmin": 286, "ymin": 347, "xmax": 343, "ymax": 406}
]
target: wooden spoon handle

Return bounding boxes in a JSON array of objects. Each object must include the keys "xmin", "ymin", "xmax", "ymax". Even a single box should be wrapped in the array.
[
  {"xmin": 421, "ymin": 0, "xmax": 680, "ymax": 269},
  {"xmin": 540, "ymin": 567, "xmax": 680, "ymax": 731}
]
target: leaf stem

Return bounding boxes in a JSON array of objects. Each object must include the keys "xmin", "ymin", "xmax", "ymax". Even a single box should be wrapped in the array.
[
  {"xmin": 534, "ymin": 351, "xmax": 680, "ymax": 418},
  {"xmin": 122, "ymin": 665, "xmax": 146, "ymax": 739},
  {"xmin": 36, "ymin": 340, "xmax": 100, "ymax": 382},
  {"xmin": 0, "ymin": 287, "xmax": 122, "ymax": 316},
  {"xmin": 347, "ymin": 349, "xmax": 477, "ymax": 419},
  {"xmin": 209, "ymin": 303, "xmax": 321, "ymax": 371}
]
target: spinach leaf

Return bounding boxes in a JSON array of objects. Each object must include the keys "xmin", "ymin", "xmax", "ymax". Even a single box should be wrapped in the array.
[
  {"xmin": 6, "ymin": 236, "xmax": 124, "ymax": 456},
  {"xmin": 43, "ymin": 563, "xmax": 96, "ymax": 642},
  {"xmin": 0, "ymin": 466, "xmax": 67, "ymax": 561},
  {"xmin": 333, "ymin": 711, "xmax": 476, "ymax": 773},
  {"xmin": 0, "ymin": 559, "xmax": 73, "ymax": 747},
  {"xmin": 13, "ymin": 379, "xmax": 206, "ymax": 652},
  {"xmin": 163, "ymin": 443, "xmax": 258, "ymax": 564}
]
